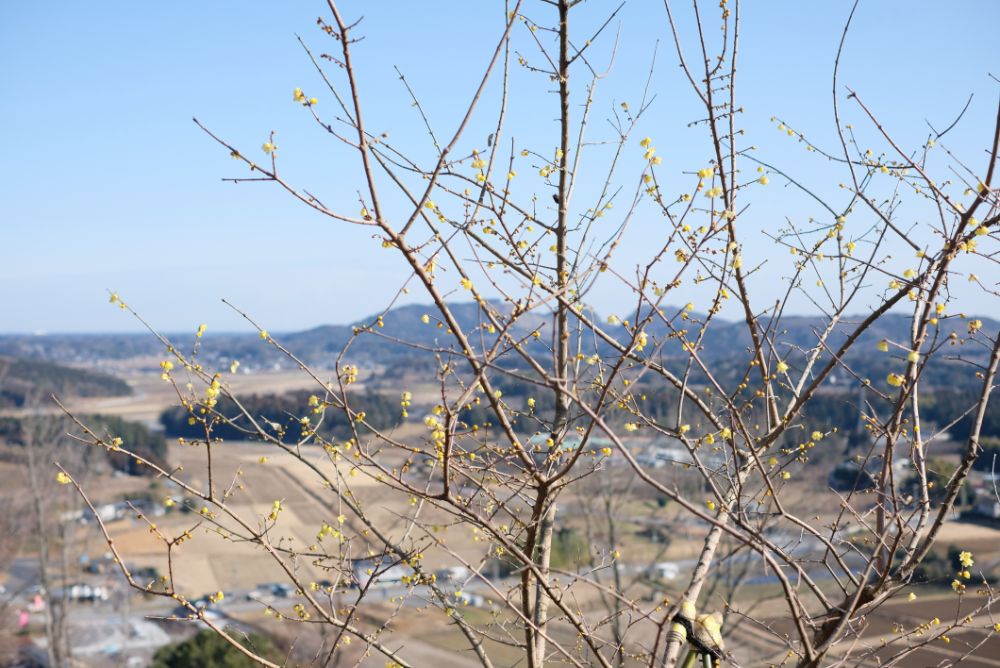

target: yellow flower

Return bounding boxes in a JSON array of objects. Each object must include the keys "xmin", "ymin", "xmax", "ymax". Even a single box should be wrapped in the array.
[
  {"xmin": 958, "ymin": 550, "xmax": 974, "ymax": 568},
  {"xmin": 259, "ymin": 330, "xmax": 269, "ymax": 340},
  {"xmin": 624, "ymin": 422, "xmax": 639, "ymax": 432},
  {"xmin": 706, "ymin": 500, "xmax": 716, "ymax": 511},
  {"xmin": 460, "ymin": 277, "xmax": 473, "ymax": 291},
  {"xmin": 877, "ymin": 340, "xmax": 889, "ymax": 352},
  {"xmin": 421, "ymin": 314, "xmax": 430, "ymax": 324},
  {"xmin": 969, "ymin": 319, "xmax": 983, "ymax": 334},
  {"xmin": 639, "ymin": 137, "xmax": 652, "ymax": 148},
  {"xmin": 601, "ymin": 447, "xmax": 613, "ymax": 457},
  {"xmin": 758, "ymin": 175, "xmax": 769, "ymax": 185},
  {"xmin": 886, "ymin": 373, "xmax": 904, "ymax": 387},
  {"xmin": 56, "ymin": 472, "xmax": 72, "ymax": 485},
  {"xmin": 697, "ymin": 167, "xmax": 714, "ymax": 179},
  {"xmin": 262, "ymin": 142, "xmax": 276, "ymax": 154},
  {"xmin": 293, "ymin": 87, "xmax": 305, "ymax": 103},
  {"xmin": 907, "ymin": 350, "xmax": 920, "ymax": 363},
  {"xmin": 907, "ymin": 592, "xmax": 916, "ymax": 602},
  {"xmin": 196, "ymin": 323, "xmax": 207, "ymax": 338},
  {"xmin": 781, "ymin": 471, "xmax": 791, "ymax": 480},
  {"xmin": 776, "ymin": 360, "xmax": 789, "ymax": 373},
  {"xmin": 811, "ymin": 431, "xmax": 823, "ymax": 441}
]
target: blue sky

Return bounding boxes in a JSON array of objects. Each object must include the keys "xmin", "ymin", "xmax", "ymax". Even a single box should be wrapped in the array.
[{"xmin": 2, "ymin": 1, "xmax": 997, "ymax": 333}]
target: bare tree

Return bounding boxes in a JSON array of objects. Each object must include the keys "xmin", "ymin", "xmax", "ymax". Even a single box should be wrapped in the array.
[
  {"xmin": 58, "ymin": 1, "xmax": 1000, "ymax": 666},
  {"xmin": 22, "ymin": 408, "xmax": 86, "ymax": 668},
  {"xmin": 0, "ymin": 470, "xmax": 30, "ymax": 665}
]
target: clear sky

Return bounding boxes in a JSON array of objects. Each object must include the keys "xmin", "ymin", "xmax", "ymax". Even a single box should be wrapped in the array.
[{"xmin": 2, "ymin": 1, "xmax": 998, "ymax": 333}]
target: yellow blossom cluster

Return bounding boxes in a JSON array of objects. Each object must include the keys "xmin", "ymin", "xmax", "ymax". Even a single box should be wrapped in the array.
[
  {"xmin": 639, "ymin": 137, "xmax": 663, "ymax": 165},
  {"xmin": 292, "ymin": 87, "xmax": 317, "ymax": 106},
  {"xmin": 341, "ymin": 364, "xmax": 359, "ymax": 384},
  {"xmin": 204, "ymin": 376, "xmax": 222, "ymax": 409}
]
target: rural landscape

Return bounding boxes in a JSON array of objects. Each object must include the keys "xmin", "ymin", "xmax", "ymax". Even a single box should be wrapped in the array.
[
  {"xmin": 3, "ymin": 1, "xmax": 1000, "ymax": 667},
  {"xmin": 4, "ymin": 306, "xmax": 1000, "ymax": 667}
]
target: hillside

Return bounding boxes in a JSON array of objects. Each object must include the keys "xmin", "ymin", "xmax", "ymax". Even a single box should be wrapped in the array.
[{"xmin": 0, "ymin": 356, "xmax": 133, "ymax": 408}]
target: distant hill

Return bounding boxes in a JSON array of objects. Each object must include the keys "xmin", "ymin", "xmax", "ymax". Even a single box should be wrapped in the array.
[
  {"xmin": 0, "ymin": 302, "xmax": 995, "ymax": 389},
  {"xmin": 0, "ymin": 356, "xmax": 132, "ymax": 408}
]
